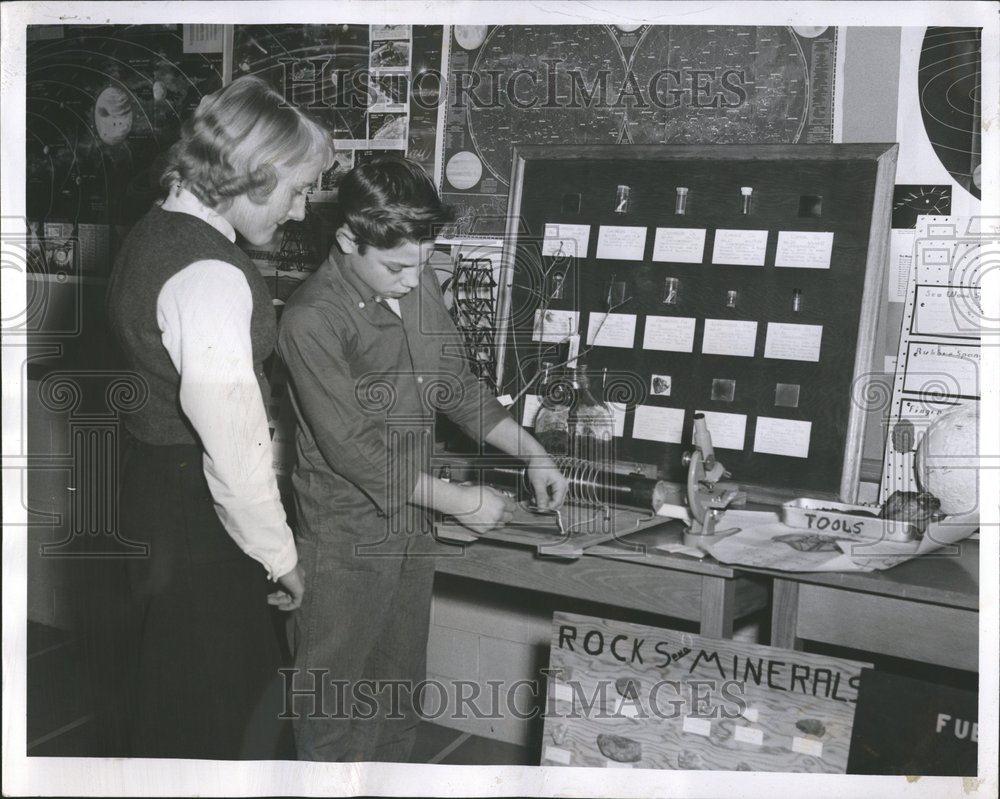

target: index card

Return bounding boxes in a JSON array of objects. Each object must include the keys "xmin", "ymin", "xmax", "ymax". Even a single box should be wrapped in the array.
[
  {"xmin": 521, "ymin": 394, "xmax": 542, "ymax": 427},
  {"xmin": 753, "ymin": 416, "xmax": 812, "ymax": 458},
  {"xmin": 652, "ymin": 227, "xmax": 707, "ymax": 263},
  {"xmin": 532, "ymin": 309, "xmax": 579, "ymax": 343},
  {"xmin": 643, "ymin": 315, "xmax": 697, "ymax": 352},
  {"xmin": 586, "ymin": 312, "xmax": 637, "ymax": 348},
  {"xmin": 774, "ymin": 230, "xmax": 834, "ymax": 269},
  {"xmin": 764, "ymin": 322, "xmax": 823, "ymax": 362},
  {"xmin": 596, "ymin": 225, "xmax": 647, "ymax": 260},
  {"xmin": 542, "ymin": 222, "xmax": 591, "ymax": 258},
  {"xmin": 711, "ymin": 229, "xmax": 768, "ymax": 266},
  {"xmin": 903, "ymin": 343, "xmax": 980, "ymax": 397},
  {"xmin": 632, "ymin": 405, "xmax": 685, "ymax": 443},
  {"xmin": 696, "ymin": 410, "xmax": 747, "ymax": 450},
  {"xmin": 543, "ymin": 746, "xmax": 572, "ymax": 764},
  {"xmin": 702, "ymin": 319, "xmax": 758, "ymax": 357}
]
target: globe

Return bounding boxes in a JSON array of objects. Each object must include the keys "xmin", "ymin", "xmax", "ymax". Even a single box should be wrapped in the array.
[{"xmin": 913, "ymin": 403, "xmax": 979, "ymax": 516}]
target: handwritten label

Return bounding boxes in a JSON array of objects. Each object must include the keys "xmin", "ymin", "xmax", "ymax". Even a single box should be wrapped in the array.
[
  {"xmin": 533, "ymin": 309, "xmax": 579, "ymax": 343},
  {"xmin": 643, "ymin": 316, "xmax": 697, "ymax": 352},
  {"xmin": 696, "ymin": 410, "xmax": 747, "ymax": 451},
  {"xmin": 586, "ymin": 313, "xmax": 637, "ymax": 348},
  {"xmin": 711, "ymin": 229, "xmax": 768, "ymax": 266},
  {"xmin": 632, "ymin": 405, "xmax": 685, "ymax": 444},
  {"xmin": 753, "ymin": 417, "xmax": 812, "ymax": 458},
  {"xmin": 542, "ymin": 222, "xmax": 591, "ymax": 257},
  {"xmin": 764, "ymin": 323, "xmax": 823, "ymax": 362},
  {"xmin": 774, "ymin": 230, "xmax": 834, "ymax": 269},
  {"xmin": 652, "ymin": 227, "xmax": 707, "ymax": 263},
  {"xmin": 702, "ymin": 319, "xmax": 758, "ymax": 357},
  {"xmin": 903, "ymin": 343, "xmax": 980, "ymax": 398},
  {"xmin": 912, "ymin": 286, "xmax": 980, "ymax": 337},
  {"xmin": 596, "ymin": 225, "xmax": 647, "ymax": 261}
]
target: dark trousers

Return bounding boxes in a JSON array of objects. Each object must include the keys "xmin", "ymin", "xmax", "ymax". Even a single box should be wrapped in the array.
[
  {"xmin": 117, "ymin": 437, "xmax": 291, "ymax": 759},
  {"xmin": 290, "ymin": 536, "xmax": 435, "ymax": 762}
]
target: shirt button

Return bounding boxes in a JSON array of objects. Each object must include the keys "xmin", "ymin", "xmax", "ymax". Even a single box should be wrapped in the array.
[
  {"xmin": 358, "ymin": 301, "xmax": 365, "ymax": 309},
  {"xmin": 416, "ymin": 376, "xmax": 424, "ymax": 384}
]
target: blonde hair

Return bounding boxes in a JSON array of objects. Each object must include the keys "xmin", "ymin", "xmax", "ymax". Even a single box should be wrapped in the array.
[{"xmin": 161, "ymin": 75, "xmax": 333, "ymax": 209}]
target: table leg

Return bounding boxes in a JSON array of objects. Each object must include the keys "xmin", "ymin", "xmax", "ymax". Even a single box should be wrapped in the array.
[
  {"xmin": 771, "ymin": 578, "xmax": 801, "ymax": 650},
  {"xmin": 700, "ymin": 576, "xmax": 736, "ymax": 639}
]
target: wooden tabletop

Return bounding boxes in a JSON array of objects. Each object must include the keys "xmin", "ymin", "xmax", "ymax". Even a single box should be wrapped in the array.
[{"xmin": 738, "ymin": 538, "xmax": 979, "ymax": 609}]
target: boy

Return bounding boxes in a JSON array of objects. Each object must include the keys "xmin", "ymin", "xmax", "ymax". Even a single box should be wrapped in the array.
[{"xmin": 277, "ymin": 157, "xmax": 567, "ymax": 762}]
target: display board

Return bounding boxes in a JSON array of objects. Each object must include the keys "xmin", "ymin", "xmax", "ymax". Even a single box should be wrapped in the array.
[
  {"xmin": 879, "ymin": 215, "xmax": 986, "ymax": 502},
  {"xmin": 496, "ymin": 144, "xmax": 897, "ymax": 501},
  {"xmin": 542, "ymin": 612, "xmax": 870, "ymax": 772},
  {"xmin": 440, "ymin": 25, "xmax": 839, "ymax": 238}
]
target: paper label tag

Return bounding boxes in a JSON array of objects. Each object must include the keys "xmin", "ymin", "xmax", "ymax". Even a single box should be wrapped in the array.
[
  {"xmin": 735, "ymin": 725, "xmax": 764, "ymax": 746},
  {"xmin": 605, "ymin": 760, "xmax": 634, "ymax": 768},
  {"xmin": 496, "ymin": 394, "xmax": 514, "ymax": 407},
  {"xmin": 682, "ymin": 716, "xmax": 712, "ymax": 736},
  {"xmin": 792, "ymin": 736, "xmax": 824, "ymax": 757},
  {"xmin": 543, "ymin": 745, "xmax": 572, "ymax": 765}
]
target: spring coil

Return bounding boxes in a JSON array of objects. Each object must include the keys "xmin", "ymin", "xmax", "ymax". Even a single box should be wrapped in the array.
[{"xmin": 552, "ymin": 456, "xmax": 609, "ymax": 507}]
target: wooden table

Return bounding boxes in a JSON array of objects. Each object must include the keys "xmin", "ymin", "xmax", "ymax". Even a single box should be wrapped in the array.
[
  {"xmin": 435, "ymin": 516, "xmax": 768, "ymax": 639},
  {"xmin": 755, "ymin": 539, "xmax": 979, "ymax": 672}
]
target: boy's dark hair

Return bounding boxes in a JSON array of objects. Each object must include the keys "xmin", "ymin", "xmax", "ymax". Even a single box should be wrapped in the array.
[{"xmin": 336, "ymin": 156, "xmax": 453, "ymax": 252}]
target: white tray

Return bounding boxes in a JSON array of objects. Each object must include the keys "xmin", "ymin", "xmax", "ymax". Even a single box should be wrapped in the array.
[{"xmin": 781, "ymin": 498, "xmax": 917, "ymax": 542}]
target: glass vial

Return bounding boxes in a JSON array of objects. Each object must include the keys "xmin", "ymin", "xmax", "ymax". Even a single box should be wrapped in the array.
[
  {"xmin": 726, "ymin": 289, "xmax": 739, "ymax": 308},
  {"xmin": 614, "ymin": 184, "xmax": 631, "ymax": 213},
  {"xmin": 675, "ymin": 187, "xmax": 688, "ymax": 215},
  {"xmin": 791, "ymin": 288, "xmax": 803, "ymax": 312},
  {"xmin": 663, "ymin": 277, "xmax": 680, "ymax": 305},
  {"xmin": 741, "ymin": 186, "xmax": 753, "ymax": 215}
]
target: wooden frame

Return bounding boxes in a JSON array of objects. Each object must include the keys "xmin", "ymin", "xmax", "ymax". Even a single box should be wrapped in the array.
[{"xmin": 494, "ymin": 144, "xmax": 898, "ymax": 503}]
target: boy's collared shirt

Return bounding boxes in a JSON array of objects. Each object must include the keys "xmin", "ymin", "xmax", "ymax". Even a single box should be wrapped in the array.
[{"xmin": 277, "ymin": 257, "xmax": 509, "ymax": 549}]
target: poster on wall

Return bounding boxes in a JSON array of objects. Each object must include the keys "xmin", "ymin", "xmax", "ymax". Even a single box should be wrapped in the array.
[
  {"xmin": 440, "ymin": 25, "xmax": 839, "ymax": 238},
  {"xmin": 542, "ymin": 612, "xmax": 869, "ymax": 773},
  {"xmin": 25, "ymin": 24, "xmax": 224, "ymax": 227}
]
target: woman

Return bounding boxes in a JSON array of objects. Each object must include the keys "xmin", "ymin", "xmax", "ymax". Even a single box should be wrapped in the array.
[{"xmin": 106, "ymin": 75, "xmax": 332, "ymax": 759}]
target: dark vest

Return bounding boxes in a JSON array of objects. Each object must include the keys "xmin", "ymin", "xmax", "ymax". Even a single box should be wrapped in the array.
[{"xmin": 107, "ymin": 204, "xmax": 276, "ymax": 446}]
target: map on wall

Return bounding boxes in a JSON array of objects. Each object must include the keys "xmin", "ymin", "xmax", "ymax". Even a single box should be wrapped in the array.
[{"xmin": 440, "ymin": 25, "xmax": 839, "ymax": 238}]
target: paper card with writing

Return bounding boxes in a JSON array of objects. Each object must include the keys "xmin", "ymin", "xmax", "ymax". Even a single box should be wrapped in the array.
[
  {"xmin": 902, "ymin": 342, "xmax": 980, "ymax": 398},
  {"xmin": 586, "ymin": 313, "xmax": 637, "ymax": 348},
  {"xmin": 711, "ymin": 229, "xmax": 768, "ymax": 266},
  {"xmin": 912, "ymin": 286, "xmax": 980, "ymax": 338},
  {"xmin": 596, "ymin": 225, "xmax": 647, "ymax": 261},
  {"xmin": 521, "ymin": 394, "xmax": 542, "ymax": 427},
  {"xmin": 702, "ymin": 319, "xmax": 758, "ymax": 357},
  {"xmin": 533, "ymin": 309, "xmax": 579, "ymax": 343},
  {"xmin": 543, "ymin": 222, "xmax": 592, "ymax": 258},
  {"xmin": 696, "ymin": 410, "xmax": 747, "ymax": 450},
  {"xmin": 632, "ymin": 405, "xmax": 685, "ymax": 443},
  {"xmin": 542, "ymin": 611, "xmax": 870, "ymax": 772},
  {"xmin": 643, "ymin": 316, "xmax": 697, "ymax": 353},
  {"xmin": 652, "ymin": 227, "xmax": 707, "ymax": 263},
  {"xmin": 753, "ymin": 416, "xmax": 812, "ymax": 458},
  {"xmin": 764, "ymin": 323, "xmax": 823, "ymax": 362},
  {"xmin": 775, "ymin": 230, "xmax": 835, "ymax": 269}
]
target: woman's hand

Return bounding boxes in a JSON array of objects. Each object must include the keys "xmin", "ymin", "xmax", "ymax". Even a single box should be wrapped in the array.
[{"xmin": 268, "ymin": 563, "xmax": 306, "ymax": 611}]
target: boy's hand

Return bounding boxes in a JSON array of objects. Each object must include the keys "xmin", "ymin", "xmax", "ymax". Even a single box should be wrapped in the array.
[
  {"xmin": 454, "ymin": 485, "xmax": 515, "ymax": 533},
  {"xmin": 268, "ymin": 563, "xmax": 305, "ymax": 611},
  {"xmin": 528, "ymin": 457, "xmax": 568, "ymax": 510}
]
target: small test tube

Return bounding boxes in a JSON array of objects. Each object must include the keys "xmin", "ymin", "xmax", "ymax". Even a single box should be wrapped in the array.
[
  {"xmin": 741, "ymin": 186, "xmax": 753, "ymax": 214},
  {"xmin": 792, "ymin": 288, "xmax": 803, "ymax": 312},
  {"xmin": 614, "ymin": 184, "xmax": 631, "ymax": 213},
  {"xmin": 726, "ymin": 289, "xmax": 739, "ymax": 308},
  {"xmin": 675, "ymin": 187, "xmax": 689, "ymax": 215}
]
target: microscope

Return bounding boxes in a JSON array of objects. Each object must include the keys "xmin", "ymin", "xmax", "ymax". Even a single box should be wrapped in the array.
[{"xmin": 682, "ymin": 413, "xmax": 747, "ymax": 547}]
